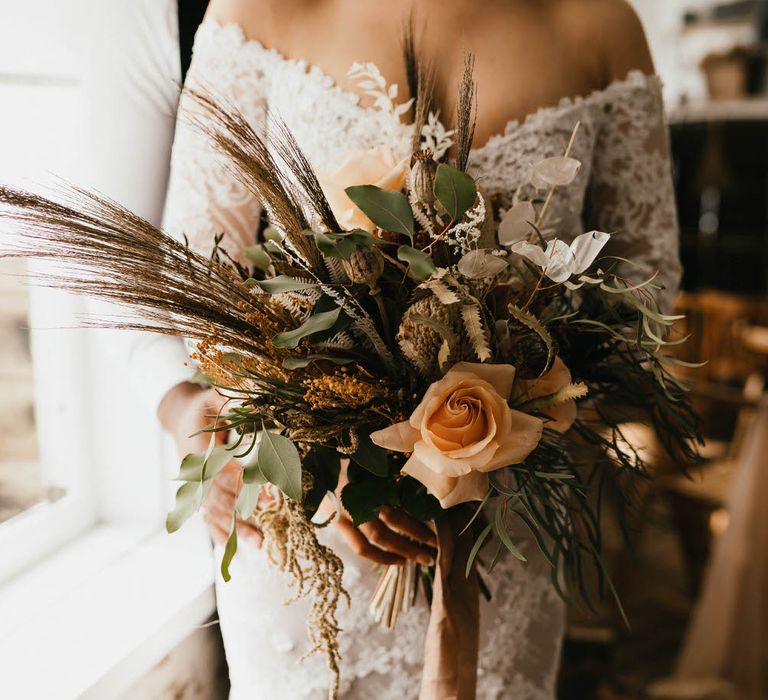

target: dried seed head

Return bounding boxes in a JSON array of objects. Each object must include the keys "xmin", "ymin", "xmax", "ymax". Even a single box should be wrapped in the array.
[
  {"xmin": 409, "ymin": 149, "xmax": 438, "ymax": 206},
  {"xmin": 341, "ymin": 246, "xmax": 385, "ymax": 288}
]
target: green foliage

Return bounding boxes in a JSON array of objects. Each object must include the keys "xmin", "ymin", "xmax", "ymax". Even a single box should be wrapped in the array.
[
  {"xmin": 349, "ymin": 428, "xmax": 390, "ymax": 477},
  {"xmin": 397, "ymin": 476, "xmax": 443, "ymax": 521},
  {"xmin": 258, "ymin": 429, "xmax": 303, "ymax": 501},
  {"xmin": 345, "ymin": 185, "xmax": 414, "ymax": 239},
  {"xmin": 434, "ymin": 163, "xmax": 477, "ymax": 221},
  {"xmin": 166, "ymin": 481, "xmax": 202, "ymax": 534},
  {"xmin": 397, "ymin": 245, "xmax": 436, "ymax": 281},
  {"xmin": 313, "ymin": 229, "xmax": 379, "ymax": 261},
  {"xmin": 273, "ymin": 307, "xmax": 342, "ymax": 349},
  {"xmin": 282, "ymin": 355, "xmax": 355, "ymax": 370},
  {"xmin": 244, "ymin": 244, "xmax": 271, "ymax": 271},
  {"xmin": 220, "ymin": 514, "xmax": 238, "ymax": 582},
  {"xmin": 302, "ymin": 446, "xmax": 342, "ymax": 517},
  {"xmin": 341, "ymin": 477, "xmax": 398, "ymax": 526}
]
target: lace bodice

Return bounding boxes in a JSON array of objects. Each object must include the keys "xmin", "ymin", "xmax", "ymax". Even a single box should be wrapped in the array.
[
  {"xmin": 162, "ymin": 21, "xmax": 682, "ymax": 700},
  {"xmin": 164, "ymin": 21, "xmax": 681, "ymax": 312}
]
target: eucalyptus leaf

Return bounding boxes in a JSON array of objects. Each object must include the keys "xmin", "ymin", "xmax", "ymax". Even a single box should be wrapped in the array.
[
  {"xmin": 494, "ymin": 507, "xmax": 527, "ymax": 562},
  {"xmin": 350, "ymin": 429, "xmax": 390, "ymax": 477},
  {"xmin": 220, "ymin": 514, "xmax": 238, "ymax": 582},
  {"xmin": 273, "ymin": 307, "xmax": 342, "ymax": 349},
  {"xmin": 202, "ymin": 445, "xmax": 232, "ymax": 482},
  {"xmin": 397, "ymin": 245, "xmax": 436, "ymax": 281},
  {"xmin": 345, "ymin": 185, "xmax": 414, "ymax": 239},
  {"xmin": 314, "ymin": 232, "xmax": 358, "ymax": 261},
  {"xmin": 176, "ymin": 453, "xmax": 205, "ymax": 482},
  {"xmin": 434, "ymin": 163, "xmax": 477, "ymax": 222},
  {"xmin": 258, "ymin": 429, "xmax": 303, "ymax": 501},
  {"xmin": 263, "ymin": 227, "xmax": 282, "ymax": 242},
  {"xmin": 244, "ymin": 244, "xmax": 271, "ymax": 271},
  {"xmin": 166, "ymin": 481, "xmax": 202, "ymax": 534},
  {"xmin": 465, "ymin": 522, "xmax": 493, "ymax": 578},
  {"xmin": 236, "ymin": 481, "xmax": 263, "ymax": 520},
  {"xmin": 282, "ymin": 355, "xmax": 355, "ymax": 370},
  {"xmin": 255, "ymin": 276, "xmax": 318, "ymax": 294}
]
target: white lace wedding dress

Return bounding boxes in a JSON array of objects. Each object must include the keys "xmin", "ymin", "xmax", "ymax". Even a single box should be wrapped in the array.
[{"xmin": 161, "ymin": 21, "xmax": 682, "ymax": 700}]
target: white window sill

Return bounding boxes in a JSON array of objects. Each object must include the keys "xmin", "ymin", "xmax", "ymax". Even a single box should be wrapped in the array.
[{"xmin": 0, "ymin": 520, "xmax": 216, "ymax": 700}]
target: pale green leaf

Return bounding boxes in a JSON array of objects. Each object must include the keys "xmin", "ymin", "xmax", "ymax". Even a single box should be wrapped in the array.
[
  {"xmin": 253, "ymin": 276, "xmax": 318, "ymax": 294},
  {"xmin": 465, "ymin": 522, "xmax": 493, "ymax": 578},
  {"xmin": 495, "ymin": 507, "xmax": 527, "ymax": 562},
  {"xmin": 282, "ymin": 354, "xmax": 355, "ymax": 369},
  {"xmin": 434, "ymin": 163, "xmax": 477, "ymax": 221},
  {"xmin": 220, "ymin": 514, "xmax": 238, "ymax": 582},
  {"xmin": 397, "ymin": 245, "xmax": 436, "ymax": 281},
  {"xmin": 258, "ymin": 429, "xmax": 302, "ymax": 501},
  {"xmin": 345, "ymin": 185, "xmax": 414, "ymax": 239},
  {"xmin": 273, "ymin": 307, "xmax": 342, "ymax": 349},
  {"xmin": 244, "ymin": 244, "xmax": 271, "ymax": 271},
  {"xmin": 166, "ymin": 481, "xmax": 202, "ymax": 534}
]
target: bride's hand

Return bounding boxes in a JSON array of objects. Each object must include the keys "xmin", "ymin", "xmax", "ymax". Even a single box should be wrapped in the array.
[
  {"xmin": 159, "ymin": 382, "xmax": 263, "ymax": 547},
  {"xmin": 321, "ymin": 461, "xmax": 437, "ymax": 567}
]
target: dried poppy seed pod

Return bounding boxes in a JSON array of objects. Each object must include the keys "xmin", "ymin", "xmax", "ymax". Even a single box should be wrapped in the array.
[
  {"xmin": 342, "ymin": 246, "xmax": 385, "ymax": 288},
  {"xmin": 409, "ymin": 149, "xmax": 438, "ymax": 206}
]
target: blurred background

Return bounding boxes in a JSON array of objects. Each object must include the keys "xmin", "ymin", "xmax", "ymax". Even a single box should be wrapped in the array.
[{"xmin": 1, "ymin": 1, "xmax": 767, "ymax": 699}]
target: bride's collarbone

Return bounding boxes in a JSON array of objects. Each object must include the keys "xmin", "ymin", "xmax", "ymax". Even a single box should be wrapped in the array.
[{"xmin": 208, "ymin": 0, "xmax": 608, "ymax": 137}]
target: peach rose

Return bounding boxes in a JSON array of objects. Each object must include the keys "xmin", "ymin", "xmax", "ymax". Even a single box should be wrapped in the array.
[
  {"xmin": 370, "ymin": 363, "xmax": 544, "ymax": 508},
  {"xmin": 317, "ymin": 146, "xmax": 408, "ymax": 232},
  {"xmin": 513, "ymin": 357, "xmax": 578, "ymax": 433}
]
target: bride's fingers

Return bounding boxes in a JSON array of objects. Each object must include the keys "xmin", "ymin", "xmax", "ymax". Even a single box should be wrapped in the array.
[
  {"xmin": 204, "ymin": 501, "xmax": 263, "ymax": 546},
  {"xmin": 336, "ymin": 518, "xmax": 404, "ymax": 566},
  {"xmin": 379, "ymin": 506, "xmax": 437, "ymax": 547},
  {"xmin": 360, "ymin": 520, "xmax": 434, "ymax": 565}
]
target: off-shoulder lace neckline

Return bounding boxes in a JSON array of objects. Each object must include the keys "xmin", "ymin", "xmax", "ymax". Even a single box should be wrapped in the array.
[{"xmin": 196, "ymin": 20, "xmax": 661, "ymax": 154}]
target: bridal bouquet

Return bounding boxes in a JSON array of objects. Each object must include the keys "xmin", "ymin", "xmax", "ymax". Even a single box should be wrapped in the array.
[{"xmin": 0, "ymin": 55, "xmax": 700, "ymax": 699}]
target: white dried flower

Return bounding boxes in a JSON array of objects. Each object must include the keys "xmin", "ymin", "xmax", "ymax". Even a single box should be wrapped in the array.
[
  {"xmin": 457, "ymin": 249, "xmax": 509, "ymax": 279},
  {"xmin": 498, "ymin": 201, "xmax": 537, "ymax": 246},
  {"xmin": 510, "ymin": 230, "xmax": 611, "ymax": 283}
]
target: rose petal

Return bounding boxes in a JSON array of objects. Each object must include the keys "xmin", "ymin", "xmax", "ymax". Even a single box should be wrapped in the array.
[
  {"xmin": 413, "ymin": 441, "xmax": 474, "ymax": 477},
  {"xmin": 402, "ymin": 454, "xmax": 489, "ymax": 508},
  {"xmin": 530, "ymin": 156, "xmax": 582, "ymax": 189},
  {"xmin": 544, "ymin": 400, "xmax": 577, "ymax": 434},
  {"xmin": 513, "ymin": 357, "xmax": 577, "ymax": 434},
  {"xmin": 370, "ymin": 420, "xmax": 419, "ymax": 453},
  {"xmin": 515, "ymin": 356, "xmax": 573, "ymax": 403},
  {"xmin": 498, "ymin": 201, "xmax": 537, "ymax": 246},
  {"xmin": 449, "ymin": 362, "xmax": 517, "ymax": 400},
  {"xmin": 478, "ymin": 410, "xmax": 544, "ymax": 472},
  {"xmin": 439, "ymin": 471, "xmax": 490, "ymax": 508}
]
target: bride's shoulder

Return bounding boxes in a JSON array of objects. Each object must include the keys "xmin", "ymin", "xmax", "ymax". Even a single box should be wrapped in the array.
[
  {"xmin": 551, "ymin": 0, "xmax": 654, "ymax": 82},
  {"xmin": 205, "ymin": 0, "xmax": 314, "ymax": 25}
]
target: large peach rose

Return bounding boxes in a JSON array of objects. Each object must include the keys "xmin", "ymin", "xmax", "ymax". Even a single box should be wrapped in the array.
[
  {"xmin": 371, "ymin": 363, "xmax": 544, "ymax": 508},
  {"xmin": 317, "ymin": 146, "xmax": 408, "ymax": 232}
]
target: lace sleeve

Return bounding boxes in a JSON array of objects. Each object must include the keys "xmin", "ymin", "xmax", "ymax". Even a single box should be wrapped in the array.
[
  {"xmin": 587, "ymin": 74, "xmax": 682, "ymax": 313},
  {"xmin": 162, "ymin": 25, "xmax": 267, "ymax": 261}
]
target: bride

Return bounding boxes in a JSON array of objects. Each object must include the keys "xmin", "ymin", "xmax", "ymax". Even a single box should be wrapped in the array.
[{"xmin": 89, "ymin": 0, "xmax": 681, "ymax": 697}]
